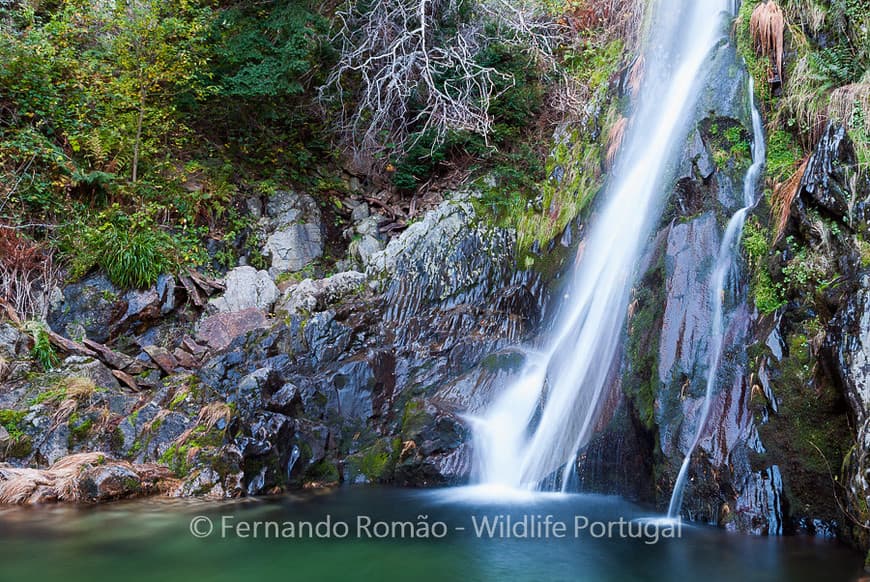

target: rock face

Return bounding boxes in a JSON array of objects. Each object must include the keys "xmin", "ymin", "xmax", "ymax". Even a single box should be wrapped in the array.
[
  {"xmin": 260, "ymin": 191, "xmax": 324, "ymax": 276},
  {"xmin": 577, "ymin": 44, "xmax": 788, "ymax": 535},
  {"xmin": 0, "ymin": 192, "xmax": 549, "ymax": 502},
  {"xmin": 276, "ymin": 271, "xmax": 366, "ymax": 316},
  {"xmin": 196, "ymin": 308, "xmax": 270, "ymax": 351},
  {"xmin": 798, "ymin": 122, "xmax": 868, "ymax": 232},
  {"xmin": 188, "ymin": 196, "xmax": 546, "ymax": 493},
  {"xmin": 209, "ymin": 267, "xmax": 279, "ymax": 313}
]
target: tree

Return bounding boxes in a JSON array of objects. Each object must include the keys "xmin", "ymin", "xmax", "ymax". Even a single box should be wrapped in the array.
[
  {"xmin": 211, "ymin": 0, "xmax": 327, "ymax": 101},
  {"xmin": 321, "ymin": 0, "xmax": 565, "ymax": 168},
  {"xmin": 102, "ymin": 0, "xmax": 212, "ymax": 183}
]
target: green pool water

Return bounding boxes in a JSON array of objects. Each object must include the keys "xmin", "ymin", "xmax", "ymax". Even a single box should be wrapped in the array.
[{"xmin": 0, "ymin": 488, "xmax": 862, "ymax": 581}]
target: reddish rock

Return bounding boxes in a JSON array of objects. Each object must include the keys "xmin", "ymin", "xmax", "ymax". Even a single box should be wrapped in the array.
[
  {"xmin": 111, "ymin": 369, "xmax": 139, "ymax": 391},
  {"xmin": 196, "ymin": 308, "xmax": 270, "ymax": 351},
  {"xmin": 173, "ymin": 348, "xmax": 200, "ymax": 369},
  {"xmin": 143, "ymin": 345, "xmax": 178, "ymax": 374},
  {"xmin": 181, "ymin": 337, "xmax": 208, "ymax": 357}
]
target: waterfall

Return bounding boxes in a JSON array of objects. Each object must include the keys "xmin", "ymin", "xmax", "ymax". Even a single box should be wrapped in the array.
[
  {"xmin": 667, "ymin": 77, "xmax": 766, "ymax": 518},
  {"xmin": 470, "ymin": 0, "xmax": 732, "ymax": 493}
]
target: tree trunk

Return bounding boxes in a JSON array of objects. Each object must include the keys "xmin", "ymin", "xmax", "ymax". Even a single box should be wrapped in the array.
[{"xmin": 132, "ymin": 83, "xmax": 146, "ymax": 183}]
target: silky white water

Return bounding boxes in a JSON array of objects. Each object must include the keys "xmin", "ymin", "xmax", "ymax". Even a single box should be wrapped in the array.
[
  {"xmin": 471, "ymin": 0, "xmax": 732, "ymax": 492},
  {"xmin": 667, "ymin": 77, "xmax": 767, "ymax": 518}
]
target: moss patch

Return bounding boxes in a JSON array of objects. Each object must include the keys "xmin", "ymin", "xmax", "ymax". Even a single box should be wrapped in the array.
[
  {"xmin": 0, "ymin": 408, "xmax": 32, "ymax": 458},
  {"xmin": 623, "ymin": 246, "xmax": 666, "ymax": 429},
  {"xmin": 755, "ymin": 331, "xmax": 853, "ymax": 525},
  {"xmin": 346, "ymin": 438, "xmax": 399, "ymax": 483}
]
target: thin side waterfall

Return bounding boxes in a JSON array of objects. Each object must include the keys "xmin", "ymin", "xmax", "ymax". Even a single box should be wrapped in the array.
[
  {"xmin": 667, "ymin": 77, "xmax": 767, "ymax": 518},
  {"xmin": 470, "ymin": 0, "xmax": 731, "ymax": 493}
]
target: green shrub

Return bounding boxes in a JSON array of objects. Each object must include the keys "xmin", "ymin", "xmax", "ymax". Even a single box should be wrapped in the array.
[
  {"xmin": 754, "ymin": 269, "xmax": 786, "ymax": 314},
  {"xmin": 766, "ymin": 129, "xmax": 803, "ymax": 181},
  {"xmin": 62, "ymin": 208, "xmax": 179, "ymax": 289}
]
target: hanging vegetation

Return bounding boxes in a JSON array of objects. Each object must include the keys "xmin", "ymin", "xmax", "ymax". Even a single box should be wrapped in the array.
[{"xmin": 749, "ymin": 1, "xmax": 785, "ymax": 84}]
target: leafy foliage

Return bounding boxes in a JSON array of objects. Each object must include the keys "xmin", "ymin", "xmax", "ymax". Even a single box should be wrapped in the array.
[
  {"xmin": 61, "ymin": 208, "xmax": 184, "ymax": 289},
  {"xmin": 212, "ymin": 1, "xmax": 327, "ymax": 100}
]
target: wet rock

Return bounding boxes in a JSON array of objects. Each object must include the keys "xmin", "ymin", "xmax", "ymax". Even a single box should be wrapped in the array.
[
  {"xmin": 658, "ymin": 213, "xmax": 718, "ymax": 392},
  {"xmin": 696, "ymin": 41, "xmax": 750, "ymax": 122},
  {"xmin": 230, "ymin": 367, "xmax": 284, "ymax": 416},
  {"xmin": 689, "ymin": 129, "xmax": 715, "ymax": 179},
  {"xmin": 267, "ymin": 383, "xmax": 303, "ymax": 416},
  {"xmin": 799, "ymin": 122, "xmax": 859, "ymax": 222},
  {"xmin": 829, "ymin": 273, "xmax": 870, "ymax": 530},
  {"xmin": 196, "ymin": 308, "xmax": 270, "ymax": 351},
  {"xmin": 574, "ymin": 399, "xmax": 656, "ymax": 503},
  {"xmin": 330, "ymin": 359, "xmax": 375, "ymax": 421},
  {"xmin": 173, "ymin": 467, "xmax": 230, "ymax": 499},
  {"xmin": 83, "ymin": 464, "xmax": 142, "ymax": 499},
  {"xmin": 261, "ymin": 191, "xmax": 323, "ymax": 276},
  {"xmin": 830, "ymin": 274, "xmax": 870, "ymax": 424},
  {"xmin": 209, "ymin": 266, "xmax": 279, "ymax": 313},
  {"xmin": 47, "ymin": 274, "xmax": 120, "ymax": 343},
  {"xmin": 304, "ymin": 311, "xmax": 351, "ymax": 365}
]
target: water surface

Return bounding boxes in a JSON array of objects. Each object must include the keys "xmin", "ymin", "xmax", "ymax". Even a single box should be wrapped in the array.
[{"xmin": 0, "ymin": 488, "xmax": 861, "ymax": 581}]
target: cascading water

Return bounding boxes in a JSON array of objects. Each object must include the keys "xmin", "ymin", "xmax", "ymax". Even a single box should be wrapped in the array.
[
  {"xmin": 471, "ymin": 0, "xmax": 732, "ymax": 493},
  {"xmin": 667, "ymin": 77, "xmax": 767, "ymax": 518}
]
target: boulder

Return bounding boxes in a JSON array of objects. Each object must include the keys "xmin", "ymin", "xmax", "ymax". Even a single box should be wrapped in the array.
[
  {"xmin": 350, "ymin": 201, "xmax": 369, "ymax": 221},
  {"xmin": 47, "ymin": 275, "xmax": 120, "ymax": 343},
  {"xmin": 196, "ymin": 308, "xmax": 270, "ymax": 351},
  {"xmin": 0, "ymin": 323, "xmax": 22, "ymax": 359},
  {"xmin": 0, "ymin": 453, "xmax": 171, "ymax": 504},
  {"xmin": 260, "ymin": 191, "xmax": 323, "ymax": 276},
  {"xmin": 350, "ymin": 235, "xmax": 384, "ymax": 268},
  {"xmin": 209, "ymin": 266, "xmax": 279, "ymax": 313},
  {"xmin": 276, "ymin": 271, "xmax": 366, "ymax": 316}
]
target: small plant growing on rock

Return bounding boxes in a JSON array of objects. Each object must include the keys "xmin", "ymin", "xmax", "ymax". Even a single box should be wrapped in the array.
[{"xmin": 24, "ymin": 320, "xmax": 57, "ymax": 370}]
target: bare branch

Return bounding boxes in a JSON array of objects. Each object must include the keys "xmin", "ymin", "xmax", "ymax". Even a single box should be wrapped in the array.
[{"xmin": 320, "ymin": 0, "xmax": 568, "ymax": 168}]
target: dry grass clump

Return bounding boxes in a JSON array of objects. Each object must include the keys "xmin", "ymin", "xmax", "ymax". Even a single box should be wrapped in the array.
[
  {"xmin": 50, "ymin": 377, "xmax": 97, "ymax": 425},
  {"xmin": 776, "ymin": 54, "xmax": 830, "ymax": 149},
  {"xmin": 0, "ymin": 226, "xmax": 60, "ymax": 322},
  {"xmin": 0, "ymin": 453, "xmax": 172, "ymax": 504},
  {"xmin": 605, "ymin": 116, "xmax": 628, "ymax": 170},
  {"xmin": 174, "ymin": 401, "xmax": 232, "ymax": 446},
  {"xmin": 750, "ymin": 1, "xmax": 785, "ymax": 84},
  {"xmin": 770, "ymin": 157, "xmax": 809, "ymax": 242},
  {"xmin": 829, "ymin": 83, "xmax": 870, "ymax": 125}
]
